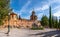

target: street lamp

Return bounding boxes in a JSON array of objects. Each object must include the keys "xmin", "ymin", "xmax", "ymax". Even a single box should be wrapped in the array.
[
  {"xmin": 8, "ymin": 12, "xmax": 10, "ymax": 33},
  {"xmin": 6, "ymin": 12, "xmax": 10, "ymax": 36}
]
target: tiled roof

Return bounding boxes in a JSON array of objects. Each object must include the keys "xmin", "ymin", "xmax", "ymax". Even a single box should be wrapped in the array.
[{"xmin": 10, "ymin": 12, "xmax": 17, "ymax": 15}]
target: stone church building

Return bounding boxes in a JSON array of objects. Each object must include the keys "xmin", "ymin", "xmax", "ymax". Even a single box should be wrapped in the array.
[{"xmin": 3, "ymin": 10, "xmax": 41, "ymax": 28}]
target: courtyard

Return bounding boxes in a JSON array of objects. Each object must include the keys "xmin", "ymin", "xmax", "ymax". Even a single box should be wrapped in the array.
[{"xmin": 0, "ymin": 28, "xmax": 60, "ymax": 37}]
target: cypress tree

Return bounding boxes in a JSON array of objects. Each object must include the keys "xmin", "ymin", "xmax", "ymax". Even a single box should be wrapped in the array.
[{"xmin": 49, "ymin": 6, "xmax": 52, "ymax": 28}]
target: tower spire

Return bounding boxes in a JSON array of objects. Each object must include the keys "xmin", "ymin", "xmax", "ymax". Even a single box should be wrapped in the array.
[
  {"xmin": 32, "ymin": 8, "xmax": 35, "ymax": 15},
  {"xmin": 33, "ymin": 8, "xmax": 34, "ymax": 11},
  {"xmin": 30, "ymin": 8, "xmax": 37, "ymax": 21}
]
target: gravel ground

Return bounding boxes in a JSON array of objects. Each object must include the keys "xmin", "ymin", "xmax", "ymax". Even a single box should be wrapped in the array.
[{"xmin": 0, "ymin": 28, "xmax": 60, "ymax": 37}]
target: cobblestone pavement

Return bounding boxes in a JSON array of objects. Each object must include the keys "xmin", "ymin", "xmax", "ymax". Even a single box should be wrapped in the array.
[{"xmin": 0, "ymin": 28, "xmax": 60, "ymax": 37}]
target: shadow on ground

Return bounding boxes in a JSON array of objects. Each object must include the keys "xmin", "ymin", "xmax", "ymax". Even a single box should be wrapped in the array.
[{"xmin": 29, "ymin": 30, "xmax": 60, "ymax": 37}]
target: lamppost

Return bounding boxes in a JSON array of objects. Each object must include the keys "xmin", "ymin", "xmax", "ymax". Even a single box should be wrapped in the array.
[
  {"xmin": 6, "ymin": 11, "xmax": 10, "ymax": 36},
  {"xmin": 8, "ymin": 12, "xmax": 10, "ymax": 33}
]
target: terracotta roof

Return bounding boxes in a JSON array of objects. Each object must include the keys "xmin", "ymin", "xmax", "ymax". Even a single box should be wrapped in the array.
[{"xmin": 10, "ymin": 12, "xmax": 17, "ymax": 15}]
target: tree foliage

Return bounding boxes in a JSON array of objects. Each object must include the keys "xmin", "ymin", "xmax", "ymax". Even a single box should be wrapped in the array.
[
  {"xmin": 52, "ymin": 17, "xmax": 58, "ymax": 28},
  {"xmin": 41, "ymin": 15, "xmax": 49, "ymax": 27},
  {"xmin": 0, "ymin": 0, "xmax": 10, "ymax": 25},
  {"xmin": 58, "ymin": 18, "xmax": 60, "ymax": 29},
  {"xmin": 40, "ymin": 6, "xmax": 59, "ymax": 29}
]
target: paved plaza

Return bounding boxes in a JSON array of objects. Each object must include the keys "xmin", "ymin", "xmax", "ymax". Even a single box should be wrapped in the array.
[{"xmin": 0, "ymin": 28, "xmax": 60, "ymax": 37}]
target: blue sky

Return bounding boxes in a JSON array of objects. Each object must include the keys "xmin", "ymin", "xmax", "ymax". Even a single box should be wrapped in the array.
[{"xmin": 10, "ymin": 0, "xmax": 60, "ymax": 20}]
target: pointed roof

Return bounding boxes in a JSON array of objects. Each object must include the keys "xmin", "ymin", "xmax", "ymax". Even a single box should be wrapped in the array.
[
  {"xmin": 19, "ymin": 15, "xmax": 21, "ymax": 20},
  {"xmin": 31, "ymin": 8, "xmax": 35, "ymax": 15},
  {"xmin": 10, "ymin": 12, "xmax": 17, "ymax": 15}
]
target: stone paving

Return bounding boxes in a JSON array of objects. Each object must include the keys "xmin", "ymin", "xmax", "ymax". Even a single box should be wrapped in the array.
[{"xmin": 0, "ymin": 28, "xmax": 60, "ymax": 37}]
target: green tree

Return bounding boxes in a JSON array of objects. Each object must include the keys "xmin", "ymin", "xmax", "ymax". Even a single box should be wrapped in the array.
[
  {"xmin": 53, "ymin": 17, "xmax": 58, "ymax": 28},
  {"xmin": 0, "ymin": 0, "xmax": 10, "ymax": 25},
  {"xmin": 49, "ymin": 6, "xmax": 52, "ymax": 28},
  {"xmin": 41, "ymin": 15, "xmax": 49, "ymax": 27},
  {"xmin": 58, "ymin": 17, "xmax": 60, "ymax": 29},
  {"xmin": 52, "ymin": 16, "xmax": 59, "ymax": 28},
  {"xmin": 56, "ymin": 17, "xmax": 58, "ymax": 28}
]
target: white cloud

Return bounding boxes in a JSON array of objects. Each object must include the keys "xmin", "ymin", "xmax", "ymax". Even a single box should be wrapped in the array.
[
  {"xmin": 29, "ymin": 9, "xmax": 33, "ymax": 14},
  {"xmin": 48, "ymin": 0, "xmax": 60, "ymax": 4},
  {"xmin": 11, "ymin": 0, "xmax": 60, "ymax": 20},
  {"xmin": 33, "ymin": 0, "xmax": 60, "ymax": 20},
  {"xmin": 34, "ymin": 0, "xmax": 60, "ymax": 12},
  {"xmin": 52, "ymin": 6, "xmax": 60, "ymax": 10},
  {"xmin": 35, "ymin": 4, "xmax": 49, "ymax": 11},
  {"xmin": 12, "ymin": 1, "xmax": 31, "ymax": 15},
  {"xmin": 12, "ymin": 9, "xmax": 22, "ymax": 16},
  {"xmin": 41, "ymin": 5, "xmax": 49, "ymax": 10},
  {"xmin": 37, "ymin": 13, "xmax": 44, "ymax": 20},
  {"xmin": 22, "ymin": 16, "xmax": 30, "ymax": 19},
  {"xmin": 20, "ymin": 1, "xmax": 31, "ymax": 13},
  {"xmin": 53, "ymin": 11, "xmax": 60, "ymax": 17}
]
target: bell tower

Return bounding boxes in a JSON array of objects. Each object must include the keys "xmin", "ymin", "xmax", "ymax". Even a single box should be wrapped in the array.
[{"xmin": 30, "ymin": 9, "xmax": 37, "ymax": 21}]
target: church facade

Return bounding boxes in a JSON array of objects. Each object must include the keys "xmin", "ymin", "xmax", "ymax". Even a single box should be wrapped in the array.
[{"xmin": 3, "ymin": 10, "xmax": 41, "ymax": 28}]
